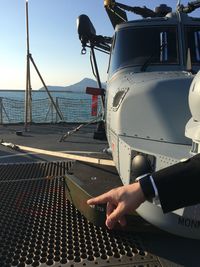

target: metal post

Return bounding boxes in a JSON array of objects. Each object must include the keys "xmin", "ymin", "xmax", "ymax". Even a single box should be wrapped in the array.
[
  {"xmin": 24, "ymin": 0, "xmax": 64, "ymax": 125},
  {"xmin": 51, "ymin": 100, "xmax": 53, "ymax": 123},
  {"xmin": 56, "ymin": 97, "xmax": 58, "ymax": 123},
  {"xmin": 90, "ymin": 46, "xmax": 105, "ymax": 114},
  {"xmin": 29, "ymin": 55, "xmax": 64, "ymax": 121},
  {"xmin": 0, "ymin": 97, "xmax": 3, "ymax": 124},
  {"xmin": 25, "ymin": 0, "xmax": 32, "ymax": 131}
]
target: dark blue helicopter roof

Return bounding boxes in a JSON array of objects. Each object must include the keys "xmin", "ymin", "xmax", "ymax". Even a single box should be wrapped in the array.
[{"xmin": 116, "ymin": 12, "xmax": 200, "ymax": 31}]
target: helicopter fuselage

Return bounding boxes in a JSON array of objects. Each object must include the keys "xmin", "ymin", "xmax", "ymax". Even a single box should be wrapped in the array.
[
  {"xmin": 105, "ymin": 12, "xmax": 200, "ymax": 239},
  {"xmin": 106, "ymin": 12, "xmax": 200, "ymax": 184},
  {"xmin": 77, "ymin": 6, "xmax": 200, "ymax": 239}
]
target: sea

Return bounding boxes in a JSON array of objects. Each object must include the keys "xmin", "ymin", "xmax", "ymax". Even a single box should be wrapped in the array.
[{"xmin": 0, "ymin": 90, "xmax": 90, "ymax": 100}]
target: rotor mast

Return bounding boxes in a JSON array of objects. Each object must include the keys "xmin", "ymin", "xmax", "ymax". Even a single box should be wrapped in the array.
[{"xmin": 104, "ymin": 1, "xmax": 188, "ymax": 28}]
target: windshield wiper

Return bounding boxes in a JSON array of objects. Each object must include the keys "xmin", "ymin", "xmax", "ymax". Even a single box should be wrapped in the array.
[
  {"xmin": 140, "ymin": 54, "xmax": 155, "ymax": 72},
  {"xmin": 140, "ymin": 43, "xmax": 167, "ymax": 72}
]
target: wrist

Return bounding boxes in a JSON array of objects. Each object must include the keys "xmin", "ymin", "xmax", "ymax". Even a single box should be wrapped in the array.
[
  {"xmin": 138, "ymin": 174, "xmax": 157, "ymax": 200},
  {"xmin": 130, "ymin": 182, "xmax": 146, "ymax": 203}
]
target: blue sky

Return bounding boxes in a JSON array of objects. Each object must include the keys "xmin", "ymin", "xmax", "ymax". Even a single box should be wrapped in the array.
[{"xmin": 0, "ymin": 0, "xmax": 199, "ymax": 90}]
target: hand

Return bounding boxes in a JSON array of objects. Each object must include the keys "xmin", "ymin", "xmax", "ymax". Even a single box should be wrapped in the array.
[{"xmin": 87, "ymin": 182, "xmax": 146, "ymax": 229}]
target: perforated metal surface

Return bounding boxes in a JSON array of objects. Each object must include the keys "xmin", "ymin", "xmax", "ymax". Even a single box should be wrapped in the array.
[
  {"xmin": 0, "ymin": 161, "xmax": 74, "ymax": 181},
  {"xmin": 0, "ymin": 162, "xmax": 160, "ymax": 267}
]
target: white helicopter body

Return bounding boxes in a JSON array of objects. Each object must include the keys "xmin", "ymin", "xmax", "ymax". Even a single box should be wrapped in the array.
[{"xmin": 77, "ymin": 2, "xmax": 200, "ymax": 239}]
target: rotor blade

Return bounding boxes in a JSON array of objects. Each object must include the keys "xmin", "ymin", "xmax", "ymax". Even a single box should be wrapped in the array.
[
  {"xmin": 116, "ymin": 2, "xmax": 156, "ymax": 18},
  {"xmin": 178, "ymin": 0, "xmax": 200, "ymax": 13},
  {"xmin": 104, "ymin": 4, "xmax": 127, "ymax": 28}
]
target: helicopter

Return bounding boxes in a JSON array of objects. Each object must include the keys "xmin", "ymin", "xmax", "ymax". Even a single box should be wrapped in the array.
[{"xmin": 76, "ymin": 0, "xmax": 200, "ymax": 239}]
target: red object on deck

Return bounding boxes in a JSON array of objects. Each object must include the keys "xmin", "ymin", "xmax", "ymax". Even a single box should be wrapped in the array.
[
  {"xmin": 91, "ymin": 95, "xmax": 98, "ymax": 116},
  {"xmin": 86, "ymin": 87, "xmax": 105, "ymax": 95}
]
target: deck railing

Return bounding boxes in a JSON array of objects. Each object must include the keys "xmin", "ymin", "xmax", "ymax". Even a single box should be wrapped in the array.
[{"xmin": 0, "ymin": 97, "xmax": 102, "ymax": 124}]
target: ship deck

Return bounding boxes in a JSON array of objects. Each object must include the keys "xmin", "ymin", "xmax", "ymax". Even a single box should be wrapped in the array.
[{"xmin": 0, "ymin": 123, "xmax": 200, "ymax": 267}]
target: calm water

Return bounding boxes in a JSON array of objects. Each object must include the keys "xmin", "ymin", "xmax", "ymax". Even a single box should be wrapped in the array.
[{"xmin": 0, "ymin": 90, "xmax": 90, "ymax": 100}]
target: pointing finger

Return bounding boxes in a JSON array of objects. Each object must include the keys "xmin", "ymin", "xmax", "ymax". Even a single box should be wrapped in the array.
[{"xmin": 87, "ymin": 191, "xmax": 112, "ymax": 205}]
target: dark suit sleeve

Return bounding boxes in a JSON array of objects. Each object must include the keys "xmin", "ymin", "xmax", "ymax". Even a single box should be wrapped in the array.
[{"xmin": 152, "ymin": 153, "xmax": 200, "ymax": 213}]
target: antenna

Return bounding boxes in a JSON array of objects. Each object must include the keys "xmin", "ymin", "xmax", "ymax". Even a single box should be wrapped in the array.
[{"xmin": 24, "ymin": 0, "xmax": 64, "ymax": 131}]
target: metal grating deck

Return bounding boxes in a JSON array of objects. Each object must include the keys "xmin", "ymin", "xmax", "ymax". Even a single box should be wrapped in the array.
[
  {"xmin": 0, "ymin": 161, "xmax": 161, "ymax": 267},
  {"xmin": 0, "ymin": 161, "xmax": 74, "ymax": 181}
]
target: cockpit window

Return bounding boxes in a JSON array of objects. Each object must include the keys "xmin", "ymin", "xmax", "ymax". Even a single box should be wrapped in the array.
[
  {"xmin": 185, "ymin": 26, "xmax": 200, "ymax": 64},
  {"xmin": 109, "ymin": 26, "xmax": 178, "ymax": 75}
]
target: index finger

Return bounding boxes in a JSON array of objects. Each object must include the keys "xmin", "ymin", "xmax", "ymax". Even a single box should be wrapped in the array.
[{"xmin": 87, "ymin": 191, "xmax": 112, "ymax": 205}]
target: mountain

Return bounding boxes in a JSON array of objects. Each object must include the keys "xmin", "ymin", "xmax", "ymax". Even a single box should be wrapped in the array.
[{"xmin": 39, "ymin": 78, "xmax": 106, "ymax": 92}]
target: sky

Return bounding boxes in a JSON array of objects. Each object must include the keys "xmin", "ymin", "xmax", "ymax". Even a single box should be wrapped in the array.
[{"xmin": 0, "ymin": 0, "xmax": 200, "ymax": 90}]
